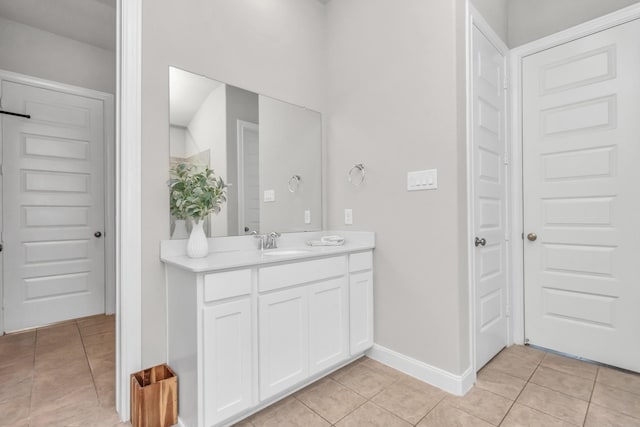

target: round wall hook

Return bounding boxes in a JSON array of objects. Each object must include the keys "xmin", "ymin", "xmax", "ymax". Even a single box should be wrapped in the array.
[
  {"xmin": 288, "ymin": 175, "xmax": 301, "ymax": 193},
  {"xmin": 348, "ymin": 163, "xmax": 365, "ymax": 186}
]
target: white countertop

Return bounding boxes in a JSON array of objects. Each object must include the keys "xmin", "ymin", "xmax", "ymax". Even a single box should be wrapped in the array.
[{"xmin": 160, "ymin": 231, "xmax": 375, "ymax": 273}]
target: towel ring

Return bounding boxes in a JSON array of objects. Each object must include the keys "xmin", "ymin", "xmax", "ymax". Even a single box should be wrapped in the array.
[
  {"xmin": 288, "ymin": 175, "xmax": 301, "ymax": 193},
  {"xmin": 348, "ymin": 163, "xmax": 365, "ymax": 186}
]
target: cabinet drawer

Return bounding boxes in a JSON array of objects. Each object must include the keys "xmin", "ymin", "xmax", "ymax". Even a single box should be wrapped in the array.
[
  {"xmin": 204, "ymin": 269, "xmax": 252, "ymax": 302},
  {"xmin": 349, "ymin": 251, "xmax": 372, "ymax": 272},
  {"xmin": 259, "ymin": 256, "xmax": 346, "ymax": 293}
]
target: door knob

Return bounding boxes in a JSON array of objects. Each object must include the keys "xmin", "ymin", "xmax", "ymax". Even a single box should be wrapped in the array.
[
  {"xmin": 94, "ymin": 231, "xmax": 102, "ymax": 238},
  {"xmin": 527, "ymin": 233, "xmax": 537, "ymax": 242},
  {"xmin": 475, "ymin": 237, "xmax": 487, "ymax": 247}
]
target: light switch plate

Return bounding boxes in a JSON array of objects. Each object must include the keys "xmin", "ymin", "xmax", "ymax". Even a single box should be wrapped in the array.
[
  {"xmin": 304, "ymin": 210, "xmax": 311, "ymax": 224},
  {"xmin": 264, "ymin": 189, "xmax": 276, "ymax": 202},
  {"xmin": 407, "ymin": 169, "xmax": 438, "ymax": 191},
  {"xmin": 344, "ymin": 209, "xmax": 353, "ymax": 225}
]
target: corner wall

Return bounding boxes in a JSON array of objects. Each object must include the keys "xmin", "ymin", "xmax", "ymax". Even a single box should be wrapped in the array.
[
  {"xmin": 140, "ymin": 0, "xmax": 327, "ymax": 366},
  {"xmin": 326, "ymin": 0, "xmax": 470, "ymax": 376}
]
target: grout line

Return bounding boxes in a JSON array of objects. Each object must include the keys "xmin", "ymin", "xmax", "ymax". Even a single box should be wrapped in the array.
[
  {"xmin": 582, "ymin": 367, "xmax": 598, "ymax": 426},
  {"xmin": 28, "ymin": 327, "xmax": 40, "ymax": 421},
  {"xmin": 77, "ymin": 319, "xmax": 101, "ymax": 406}
]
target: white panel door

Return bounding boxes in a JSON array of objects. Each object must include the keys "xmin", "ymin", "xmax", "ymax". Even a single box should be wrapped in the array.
[
  {"xmin": 523, "ymin": 19, "xmax": 640, "ymax": 372},
  {"xmin": 309, "ymin": 277, "xmax": 348, "ymax": 375},
  {"xmin": 471, "ymin": 26, "xmax": 508, "ymax": 370},
  {"xmin": 349, "ymin": 270, "xmax": 373, "ymax": 355},
  {"xmin": 258, "ymin": 287, "xmax": 309, "ymax": 400},
  {"xmin": 203, "ymin": 299, "xmax": 253, "ymax": 426},
  {"xmin": 2, "ymin": 81, "xmax": 105, "ymax": 332},
  {"xmin": 237, "ymin": 120, "xmax": 260, "ymax": 235}
]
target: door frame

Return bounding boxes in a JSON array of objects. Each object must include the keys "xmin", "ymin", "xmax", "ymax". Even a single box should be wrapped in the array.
[
  {"xmin": 508, "ymin": 3, "xmax": 640, "ymax": 345},
  {"xmin": 466, "ymin": 4, "xmax": 510, "ymax": 377},
  {"xmin": 236, "ymin": 120, "xmax": 259, "ymax": 235},
  {"xmin": 0, "ymin": 69, "xmax": 116, "ymax": 332}
]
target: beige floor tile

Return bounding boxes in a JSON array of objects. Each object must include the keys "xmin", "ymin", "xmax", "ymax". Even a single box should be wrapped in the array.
[
  {"xmin": 0, "ymin": 373, "xmax": 32, "ymax": 403},
  {"xmin": 232, "ymin": 420, "xmax": 254, "ymax": 427},
  {"xmin": 501, "ymin": 345, "xmax": 547, "ymax": 364},
  {"xmin": 517, "ymin": 383, "xmax": 588, "ymax": 426},
  {"xmin": 29, "ymin": 401, "xmax": 120, "ymax": 427},
  {"xmin": 485, "ymin": 351, "xmax": 539, "ymax": 381},
  {"xmin": 597, "ymin": 367, "xmax": 640, "ymax": 396},
  {"xmin": 372, "ymin": 376, "xmax": 447, "ymax": 424},
  {"xmin": 36, "ymin": 323, "xmax": 81, "ymax": 347},
  {"xmin": 250, "ymin": 397, "xmax": 330, "ymax": 427},
  {"xmin": 78, "ymin": 316, "xmax": 116, "ymax": 337},
  {"xmin": 476, "ymin": 366, "xmax": 527, "ymax": 400},
  {"xmin": 0, "ymin": 330, "xmax": 36, "ymax": 359},
  {"xmin": 417, "ymin": 402, "xmax": 494, "ymax": 427},
  {"xmin": 359, "ymin": 357, "xmax": 407, "ymax": 381},
  {"xmin": 501, "ymin": 403, "xmax": 576, "ymax": 427},
  {"xmin": 585, "ymin": 403, "xmax": 640, "ymax": 427},
  {"xmin": 336, "ymin": 401, "xmax": 411, "ymax": 427},
  {"xmin": 331, "ymin": 360, "xmax": 398, "ymax": 398},
  {"xmin": 530, "ymin": 365, "xmax": 595, "ymax": 401},
  {"xmin": 591, "ymin": 382, "xmax": 640, "ymax": 420},
  {"xmin": 0, "ymin": 395, "xmax": 30, "ymax": 427},
  {"xmin": 540, "ymin": 353, "xmax": 598, "ymax": 381},
  {"xmin": 83, "ymin": 331, "xmax": 116, "ymax": 360},
  {"xmin": 295, "ymin": 377, "xmax": 365, "ymax": 423},
  {"xmin": 30, "ymin": 381, "xmax": 99, "ymax": 416},
  {"xmin": 444, "ymin": 387, "xmax": 513, "ymax": 425}
]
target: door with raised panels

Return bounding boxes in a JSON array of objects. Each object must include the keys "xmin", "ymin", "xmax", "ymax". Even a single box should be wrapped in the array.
[
  {"xmin": 472, "ymin": 25, "xmax": 508, "ymax": 370},
  {"xmin": 523, "ymin": 19, "xmax": 640, "ymax": 372},
  {"xmin": 2, "ymin": 81, "xmax": 105, "ymax": 332}
]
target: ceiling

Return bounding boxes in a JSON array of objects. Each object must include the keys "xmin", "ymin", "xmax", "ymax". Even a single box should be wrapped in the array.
[
  {"xmin": 170, "ymin": 68, "xmax": 224, "ymax": 127},
  {"xmin": 0, "ymin": 0, "xmax": 116, "ymax": 51}
]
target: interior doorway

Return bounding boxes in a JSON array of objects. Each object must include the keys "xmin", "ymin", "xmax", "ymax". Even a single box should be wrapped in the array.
[{"xmin": 521, "ymin": 17, "xmax": 640, "ymax": 373}]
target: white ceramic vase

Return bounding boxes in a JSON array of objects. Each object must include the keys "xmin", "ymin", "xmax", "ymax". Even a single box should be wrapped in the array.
[
  {"xmin": 171, "ymin": 219, "xmax": 189, "ymax": 240},
  {"xmin": 187, "ymin": 219, "xmax": 208, "ymax": 258}
]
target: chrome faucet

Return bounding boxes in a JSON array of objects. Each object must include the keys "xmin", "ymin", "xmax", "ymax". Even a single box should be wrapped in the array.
[
  {"xmin": 265, "ymin": 231, "xmax": 281, "ymax": 249},
  {"xmin": 253, "ymin": 231, "xmax": 281, "ymax": 250}
]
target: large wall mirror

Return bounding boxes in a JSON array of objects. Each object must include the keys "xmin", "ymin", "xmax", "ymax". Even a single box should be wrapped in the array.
[{"xmin": 169, "ymin": 67, "xmax": 322, "ymax": 238}]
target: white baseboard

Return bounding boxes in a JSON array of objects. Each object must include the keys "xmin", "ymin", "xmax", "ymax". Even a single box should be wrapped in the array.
[{"xmin": 366, "ymin": 344, "xmax": 475, "ymax": 396}]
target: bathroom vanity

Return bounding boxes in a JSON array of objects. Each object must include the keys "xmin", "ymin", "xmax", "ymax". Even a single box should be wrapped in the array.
[{"xmin": 161, "ymin": 231, "xmax": 374, "ymax": 427}]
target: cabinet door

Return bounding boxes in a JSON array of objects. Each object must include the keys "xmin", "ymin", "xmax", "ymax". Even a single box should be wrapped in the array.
[
  {"xmin": 309, "ymin": 277, "xmax": 349, "ymax": 375},
  {"xmin": 203, "ymin": 299, "xmax": 253, "ymax": 426},
  {"xmin": 259, "ymin": 287, "xmax": 309, "ymax": 400},
  {"xmin": 349, "ymin": 270, "xmax": 374, "ymax": 355}
]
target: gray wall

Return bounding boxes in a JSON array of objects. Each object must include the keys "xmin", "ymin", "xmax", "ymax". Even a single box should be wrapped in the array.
[
  {"xmin": 326, "ymin": 0, "xmax": 470, "ymax": 375},
  {"xmin": 509, "ymin": 0, "xmax": 640, "ymax": 47},
  {"xmin": 141, "ymin": 0, "xmax": 327, "ymax": 366},
  {"xmin": 0, "ymin": 16, "xmax": 115, "ymax": 93},
  {"xmin": 471, "ymin": 0, "xmax": 508, "ymax": 43}
]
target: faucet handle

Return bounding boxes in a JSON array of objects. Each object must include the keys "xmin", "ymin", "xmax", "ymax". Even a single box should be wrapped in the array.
[
  {"xmin": 253, "ymin": 233, "xmax": 266, "ymax": 250},
  {"xmin": 269, "ymin": 231, "xmax": 281, "ymax": 238}
]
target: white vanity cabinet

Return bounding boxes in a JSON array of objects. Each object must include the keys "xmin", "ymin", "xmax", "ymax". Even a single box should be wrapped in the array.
[{"xmin": 162, "ymin": 238, "xmax": 374, "ymax": 427}]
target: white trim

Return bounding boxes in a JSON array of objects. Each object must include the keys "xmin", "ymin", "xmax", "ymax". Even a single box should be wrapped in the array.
[
  {"xmin": 0, "ymin": 69, "xmax": 116, "ymax": 328},
  {"xmin": 116, "ymin": 0, "xmax": 142, "ymax": 421},
  {"xmin": 236, "ymin": 120, "xmax": 259, "ymax": 235},
  {"xmin": 508, "ymin": 3, "xmax": 640, "ymax": 346},
  {"xmin": 466, "ymin": 4, "xmax": 510, "ymax": 377},
  {"xmin": 367, "ymin": 344, "xmax": 474, "ymax": 396}
]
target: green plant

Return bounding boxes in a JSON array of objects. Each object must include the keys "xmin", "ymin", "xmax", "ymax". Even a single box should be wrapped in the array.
[{"xmin": 168, "ymin": 163, "xmax": 227, "ymax": 222}]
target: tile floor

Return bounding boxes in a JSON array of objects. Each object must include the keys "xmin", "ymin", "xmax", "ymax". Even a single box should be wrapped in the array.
[
  {"xmin": 237, "ymin": 345, "xmax": 640, "ymax": 427},
  {"xmin": 0, "ymin": 315, "xmax": 127, "ymax": 427},
  {"xmin": 3, "ymin": 320, "xmax": 640, "ymax": 427}
]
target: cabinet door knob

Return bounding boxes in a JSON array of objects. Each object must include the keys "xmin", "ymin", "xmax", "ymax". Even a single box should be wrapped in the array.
[
  {"xmin": 94, "ymin": 231, "xmax": 102, "ymax": 238},
  {"xmin": 527, "ymin": 233, "xmax": 537, "ymax": 242}
]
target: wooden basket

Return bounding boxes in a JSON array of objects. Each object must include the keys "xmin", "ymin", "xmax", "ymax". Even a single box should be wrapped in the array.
[{"xmin": 130, "ymin": 364, "xmax": 178, "ymax": 427}]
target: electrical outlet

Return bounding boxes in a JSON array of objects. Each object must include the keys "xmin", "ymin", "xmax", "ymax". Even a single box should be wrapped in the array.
[
  {"xmin": 304, "ymin": 210, "xmax": 311, "ymax": 224},
  {"xmin": 344, "ymin": 209, "xmax": 353, "ymax": 225}
]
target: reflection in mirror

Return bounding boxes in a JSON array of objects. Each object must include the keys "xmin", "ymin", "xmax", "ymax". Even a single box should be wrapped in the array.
[{"xmin": 169, "ymin": 67, "xmax": 322, "ymax": 238}]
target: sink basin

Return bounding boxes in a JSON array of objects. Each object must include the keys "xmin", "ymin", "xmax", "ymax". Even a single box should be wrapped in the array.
[{"xmin": 262, "ymin": 249, "xmax": 311, "ymax": 256}]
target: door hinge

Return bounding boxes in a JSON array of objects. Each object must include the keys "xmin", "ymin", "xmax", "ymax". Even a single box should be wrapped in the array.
[
  {"xmin": 503, "ymin": 153, "xmax": 509, "ymax": 165},
  {"xmin": 505, "ymin": 304, "xmax": 511, "ymax": 317},
  {"xmin": 503, "ymin": 76, "xmax": 509, "ymax": 91},
  {"xmin": 504, "ymin": 233, "xmax": 510, "ymax": 242}
]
